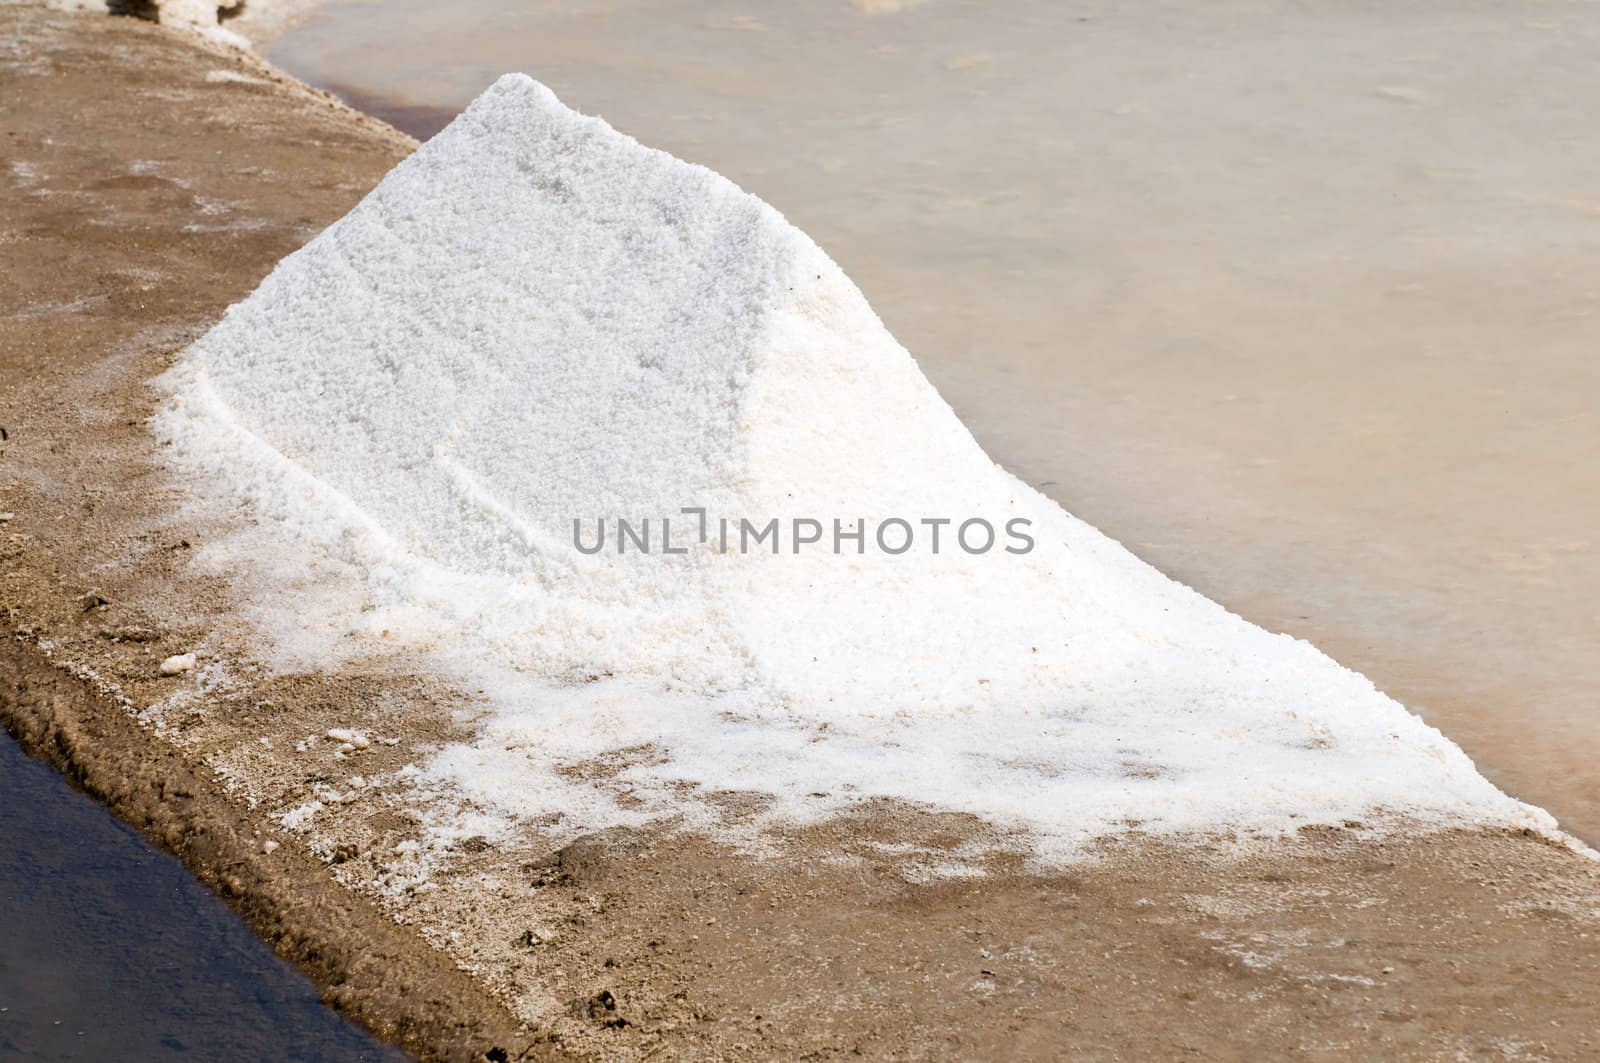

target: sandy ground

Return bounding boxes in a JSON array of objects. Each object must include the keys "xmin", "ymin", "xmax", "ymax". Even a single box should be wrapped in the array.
[{"xmin": 3, "ymin": 5, "xmax": 1600, "ymax": 1061}]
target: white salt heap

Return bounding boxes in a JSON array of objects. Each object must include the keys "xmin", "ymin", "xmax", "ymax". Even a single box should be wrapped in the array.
[{"xmin": 159, "ymin": 74, "xmax": 1556, "ymax": 859}]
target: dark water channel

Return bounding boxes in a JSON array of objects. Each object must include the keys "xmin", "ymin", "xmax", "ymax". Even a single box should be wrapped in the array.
[{"xmin": 0, "ymin": 729, "xmax": 409, "ymax": 1062}]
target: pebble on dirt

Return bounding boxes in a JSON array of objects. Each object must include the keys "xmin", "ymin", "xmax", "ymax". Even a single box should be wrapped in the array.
[{"xmin": 159, "ymin": 652, "xmax": 197, "ymax": 676}]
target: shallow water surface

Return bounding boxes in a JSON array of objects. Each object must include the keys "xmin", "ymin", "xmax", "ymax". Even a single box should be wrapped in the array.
[
  {"xmin": 0, "ymin": 730, "xmax": 409, "ymax": 1062},
  {"xmin": 267, "ymin": 0, "xmax": 1600, "ymax": 843}
]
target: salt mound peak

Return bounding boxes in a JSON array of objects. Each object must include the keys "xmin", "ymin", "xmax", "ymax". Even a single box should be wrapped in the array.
[{"xmin": 159, "ymin": 75, "xmax": 1557, "ymax": 856}]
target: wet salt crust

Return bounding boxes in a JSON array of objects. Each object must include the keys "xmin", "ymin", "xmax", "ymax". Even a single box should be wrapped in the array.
[{"xmin": 157, "ymin": 74, "xmax": 1556, "ymax": 860}]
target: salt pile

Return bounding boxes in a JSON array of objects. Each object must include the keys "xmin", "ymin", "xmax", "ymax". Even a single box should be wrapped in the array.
[{"xmin": 158, "ymin": 74, "xmax": 1554, "ymax": 858}]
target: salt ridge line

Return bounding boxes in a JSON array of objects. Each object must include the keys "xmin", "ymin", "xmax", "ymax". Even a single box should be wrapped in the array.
[{"xmin": 157, "ymin": 74, "xmax": 1560, "ymax": 859}]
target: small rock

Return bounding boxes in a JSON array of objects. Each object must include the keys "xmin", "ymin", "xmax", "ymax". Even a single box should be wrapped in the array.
[
  {"xmin": 325, "ymin": 727, "xmax": 370, "ymax": 749},
  {"xmin": 102, "ymin": 625, "xmax": 159, "ymax": 643},
  {"xmin": 584, "ymin": 989, "xmax": 628, "ymax": 1028},
  {"xmin": 0, "ymin": 513, "xmax": 13, "ymax": 523},
  {"xmin": 158, "ymin": 652, "xmax": 196, "ymax": 676},
  {"xmin": 262, "ymin": 839, "xmax": 279, "ymax": 854}
]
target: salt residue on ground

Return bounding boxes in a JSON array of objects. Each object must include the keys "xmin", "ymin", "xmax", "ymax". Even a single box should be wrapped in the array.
[{"xmin": 156, "ymin": 74, "xmax": 1556, "ymax": 860}]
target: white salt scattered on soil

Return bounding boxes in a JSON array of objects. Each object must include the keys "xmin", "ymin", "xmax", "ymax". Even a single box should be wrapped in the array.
[
  {"xmin": 204, "ymin": 69, "xmax": 266, "ymax": 86},
  {"xmin": 158, "ymin": 74, "xmax": 1558, "ymax": 859}
]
